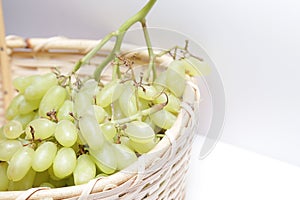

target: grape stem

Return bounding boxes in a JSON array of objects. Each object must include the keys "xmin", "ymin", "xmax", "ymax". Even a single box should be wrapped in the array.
[
  {"xmin": 111, "ymin": 103, "xmax": 165, "ymax": 125},
  {"xmin": 72, "ymin": 0, "xmax": 157, "ymax": 82}
]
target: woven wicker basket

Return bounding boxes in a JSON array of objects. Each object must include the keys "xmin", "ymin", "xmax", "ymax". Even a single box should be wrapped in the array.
[{"xmin": 0, "ymin": 3, "xmax": 200, "ymax": 199}]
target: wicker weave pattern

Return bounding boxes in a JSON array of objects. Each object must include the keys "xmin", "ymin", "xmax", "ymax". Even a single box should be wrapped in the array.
[{"xmin": 0, "ymin": 36, "xmax": 200, "ymax": 200}]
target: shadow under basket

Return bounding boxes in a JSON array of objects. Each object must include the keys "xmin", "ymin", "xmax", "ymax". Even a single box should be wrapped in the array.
[{"xmin": 0, "ymin": 36, "xmax": 200, "ymax": 200}]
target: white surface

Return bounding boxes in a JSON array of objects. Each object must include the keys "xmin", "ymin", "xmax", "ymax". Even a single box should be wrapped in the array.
[
  {"xmin": 3, "ymin": 0, "xmax": 300, "ymax": 165},
  {"xmin": 186, "ymin": 135, "xmax": 300, "ymax": 200}
]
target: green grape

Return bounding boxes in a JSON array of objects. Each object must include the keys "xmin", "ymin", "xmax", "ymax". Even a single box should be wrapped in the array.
[
  {"xmin": 32, "ymin": 141, "xmax": 57, "ymax": 172},
  {"xmin": 5, "ymin": 94, "xmax": 24, "ymax": 120},
  {"xmin": 118, "ymin": 84, "xmax": 138, "ymax": 117},
  {"xmin": 0, "ymin": 140, "xmax": 22, "ymax": 161},
  {"xmin": 129, "ymin": 138, "xmax": 158, "ymax": 154},
  {"xmin": 95, "ymin": 173, "xmax": 108, "ymax": 178},
  {"xmin": 166, "ymin": 60, "xmax": 186, "ymax": 97},
  {"xmin": 150, "ymin": 109, "xmax": 176, "ymax": 130},
  {"xmin": 12, "ymin": 75, "xmax": 38, "ymax": 94},
  {"xmin": 0, "ymin": 127, "xmax": 5, "ymax": 141},
  {"xmin": 3, "ymin": 120, "xmax": 23, "ymax": 139},
  {"xmin": 74, "ymin": 91, "xmax": 93, "ymax": 118},
  {"xmin": 13, "ymin": 112, "xmax": 36, "ymax": 129},
  {"xmin": 39, "ymin": 85, "xmax": 67, "ymax": 118},
  {"xmin": 57, "ymin": 100, "xmax": 74, "ymax": 121},
  {"xmin": 40, "ymin": 182, "xmax": 55, "ymax": 188},
  {"xmin": 110, "ymin": 101, "xmax": 125, "ymax": 120},
  {"xmin": 24, "ymin": 73, "xmax": 58, "ymax": 100},
  {"xmin": 138, "ymin": 98, "xmax": 151, "ymax": 111},
  {"xmin": 48, "ymin": 178, "xmax": 67, "ymax": 188},
  {"xmin": 7, "ymin": 168, "xmax": 36, "ymax": 191},
  {"xmin": 66, "ymin": 175, "xmax": 74, "ymax": 186},
  {"xmin": 0, "ymin": 162, "xmax": 9, "ymax": 191},
  {"xmin": 182, "ymin": 56, "xmax": 211, "ymax": 76},
  {"xmin": 96, "ymin": 79, "xmax": 124, "ymax": 108},
  {"xmin": 79, "ymin": 79, "xmax": 98, "ymax": 97},
  {"xmin": 153, "ymin": 92, "xmax": 181, "ymax": 114},
  {"xmin": 55, "ymin": 120, "xmax": 78, "ymax": 147},
  {"xmin": 25, "ymin": 118, "xmax": 56, "ymax": 140},
  {"xmin": 100, "ymin": 123, "xmax": 117, "ymax": 142},
  {"xmin": 48, "ymin": 165, "xmax": 62, "ymax": 181},
  {"xmin": 119, "ymin": 136, "xmax": 133, "ymax": 149},
  {"xmin": 124, "ymin": 121, "xmax": 155, "ymax": 144},
  {"xmin": 73, "ymin": 154, "xmax": 96, "ymax": 185},
  {"xmin": 7, "ymin": 146, "xmax": 34, "ymax": 181},
  {"xmin": 112, "ymin": 143, "xmax": 137, "ymax": 170},
  {"xmin": 90, "ymin": 143, "xmax": 117, "ymax": 175},
  {"xmin": 78, "ymin": 115, "xmax": 104, "ymax": 151},
  {"xmin": 153, "ymin": 71, "xmax": 167, "ymax": 91},
  {"xmin": 33, "ymin": 170, "xmax": 50, "ymax": 187},
  {"xmin": 18, "ymin": 97, "xmax": 40, "ymax": 115},
  {"xmin": 137, "ymin": 85, "xmax": 158, "ymax": 100},
  {"xmin": 93, "ymin": 105, "xmax": 107, "ymax": 123},
  {"xmin": 53, "ymin": 147, "xmax": 76, "ymax": 179},
  {"xmin": 73, "ymin": 80, "xmax": 98, "ymax": 118}
]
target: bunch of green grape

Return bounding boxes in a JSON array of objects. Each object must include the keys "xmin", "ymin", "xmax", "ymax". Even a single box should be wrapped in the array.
[{"xmin": 0, "ymin": 56, "xmax": 204, "ymax": 191}]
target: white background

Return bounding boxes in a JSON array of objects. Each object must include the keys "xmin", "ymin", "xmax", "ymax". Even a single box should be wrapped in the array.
[{"xmin": 2, "ymin": 0, "xmax": 300, "ymax": 198}]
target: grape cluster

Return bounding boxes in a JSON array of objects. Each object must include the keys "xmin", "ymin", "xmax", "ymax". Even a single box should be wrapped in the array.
[{"xmin": 0, "ymin": 56, "xmax": 203, "ymax": 191}]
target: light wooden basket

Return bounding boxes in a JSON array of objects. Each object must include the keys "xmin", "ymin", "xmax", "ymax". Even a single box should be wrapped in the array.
[{"xmin": 0, "ymin": 4, "xmax": 200, "ymax": 200}]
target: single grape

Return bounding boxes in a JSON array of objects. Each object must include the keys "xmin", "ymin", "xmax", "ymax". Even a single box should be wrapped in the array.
[
  {"xmin": 32, "ymin": 141, "xmax": 57, "ymax": 172},
  {"xmin": 89, "ymin": 142, "xmax": 117, "ymax": 175},
  {"xmin": 3, "ymin": 120, "xmax": 23, "ymax": 139},
  {"xmin": 74, "ymin": 91, "xmax": 93, "ymax": 118},
  {"xmin": 39, "ymin": 85, "xmax": 67, "ymax": 119},
  {"xmin": 12, "ymin": 75, "xmax": 38, "ymax": 94},
  {"xmin": 129, "ymin": 138, "xmax": 158, "ymax": 154},
  {"xmin": 66, "ymin": 172, "xmax": 75, "ymax": 186},
  {"xmin": 40, "ymin": 182, "xmax": 55, "ymax": 188},
  {"xmin": 25, "ymin": 118, "xmax": 56, "ymax": 140},
  {"xmin": 48, "ymin": 165, "xmax": 62, "ymax": 181},
  {"xmin": 48, "ymin": 178, "xmax": 67, "ymax": 188},
  {"xmin": 73, "ymin": 79, "xmax": 98, "ymax": 118},
  {"xmin": 93, "ymin": 105, "xmax": 107, "ymax": 123},
  {"xmin": 33, "ymin": 170, "xmax": 50, "ymax": 187},
  {"xmin": 119, "ymin": 136, "xmax": 133, "ymax": 150},
  {"xmin": 137, "ymin": 85, "xmax": 158, "ymax": 100},
  {"xmin": 57, "ymin": 100, "xmax": 74, "ymax": 122},
  {"xmin": 0, "ymin": 127, "xmax": 5, "ymax": 141},
  {"xmin": 24, "ymin": 73, "xmax": 58, "ymax": 101},
  {"xmin": 153, "ymin": 92, "xmax": 181, "ymax": 114},
  {"xmin": 7, "ymin": 146, "xmax": 34, "ymax": 181},
  {"xmin": 53, "ymin": 147, "xmax": 76, "ymax": 179},
  {"xmin": 0, "ymin": 140, "xmax": 22, "ymax": 161},
  {"xmin": 18, "ymin": 97, "xmax": 40, "ymax": 115},
  {"xmin": 150, "ymin": 109, "xmax": 177, "ymax": 129},
  {"xmin": 78, "ymin": 115, "xmax": 104, "ymax": 151},
  {"xmin": 124, "ymin": 121, "xmax": 155, "ymax": 144},
  {"xmin": 7, "ymin": 168, "xmax": 36, "ymax": 191},
  {"xmin": 118, "ymin": 84, "xmax": 138, "ymax": 117},
  {"xmin": 110, "ymin": 101, "xmax": 126, "ymax": 120},
  {"xmin": 73, "ymin": 154, "xmax": 96, "ymax": 185},
  {"xmin": 13, "ymin": 112, "xmax": 36, "ymax": 129},
  {"xmin": 153, "ymin": 71, "xmax": 167, "ymax": 91},
  {"xmin": 166, "ymin": 59, "xmax": 186, "ymax": 97},
  {"xmin": 112, "ymin": 143, "xmax": 137, "ymax": 170},
  {"xmin": 182, "ymin": 56, "xmax": 211, "ymax": 76},
  {"xmin": 5, "ymin": 94, "xmax": 24, "ymax": 120},
  {"xmin": 55, "ymin": 120, "xmax": 78, "ymax": 147},
  {"xmin": 0, "ymin": 162, "xmax": 9, "ymax": 191},
  {"xmin": 79, "ymin": 79, "xmax": 98, "ymax": 97},
  {"xmin": 100, "ymin": 123, "xmax": 117, "ymax": 142},
  {"xmin": 96, "ymin": 79, "xmax": 124, "ymax": 108}
]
